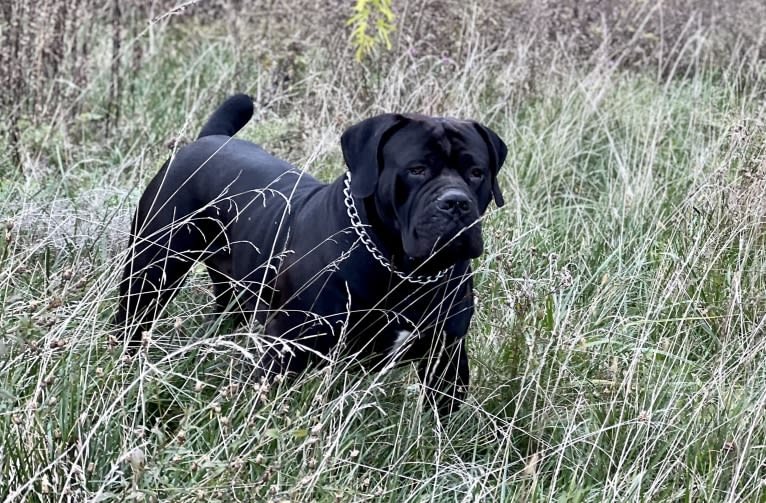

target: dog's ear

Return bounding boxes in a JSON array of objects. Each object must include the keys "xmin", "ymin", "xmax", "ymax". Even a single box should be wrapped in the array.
[
  {"xmin": 341, "ymin": 114, "xmax": 408, "ymax": 198},
  {"xmin": 472, "ymin": 122, "xmax": 508, "ymax": 207}
]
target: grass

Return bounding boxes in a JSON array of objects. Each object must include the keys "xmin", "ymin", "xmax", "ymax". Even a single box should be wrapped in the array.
[{"xmin": 2, "ymin": 5, "xmax": 766, "ymax": 502}]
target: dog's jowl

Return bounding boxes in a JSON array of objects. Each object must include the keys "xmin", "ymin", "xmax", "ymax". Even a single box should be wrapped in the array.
[{"xmin": 115, "ymin": 93, "xmax": 507, "ymax": 415}]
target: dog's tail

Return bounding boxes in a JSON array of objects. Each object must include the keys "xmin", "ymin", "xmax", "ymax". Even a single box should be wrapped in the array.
[{"xmin": 197, "ymin": 93, "xmax": 254, "ymax": 139}]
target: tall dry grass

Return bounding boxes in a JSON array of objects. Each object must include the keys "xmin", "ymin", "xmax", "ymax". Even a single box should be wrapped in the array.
[
  {"xmin": 3, "ymin": 0, "xmax": 765, "ymax": 164},
  {"xmin": 2, "ymin": 1, "xmax": 766, "ymax": 501}
]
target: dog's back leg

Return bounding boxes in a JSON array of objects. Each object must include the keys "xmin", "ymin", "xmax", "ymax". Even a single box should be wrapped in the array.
[
  {"xmin": 115, "ymin": 211, "xmax": 205, "ymax": 346},
  {"xmin": 207, "ymin": 264, "xmax": 235, "ymax": 312},
  {"xmin": 418, "ymin": 337, "xmax": 469, "ymax": 416},
  {"xmin": 205, "ymin": 254, "xmax": 249, "ymax": 327}
]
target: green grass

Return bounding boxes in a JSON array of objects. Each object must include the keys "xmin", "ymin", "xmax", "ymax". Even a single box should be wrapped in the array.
[{"xmin": 2, "ymin": 12, "xmax": 766, "ymax": 503}]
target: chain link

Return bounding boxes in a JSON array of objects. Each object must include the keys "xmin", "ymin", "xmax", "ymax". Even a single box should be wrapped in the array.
[{"xmin": 343, "ymin": 172, "xmax": 451, "ymax": 285}]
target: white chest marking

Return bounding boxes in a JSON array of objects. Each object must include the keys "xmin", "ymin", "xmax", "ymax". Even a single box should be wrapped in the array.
[{"xmin": 391, "ymin": 330, "xmax": 412, "ymax": 355}]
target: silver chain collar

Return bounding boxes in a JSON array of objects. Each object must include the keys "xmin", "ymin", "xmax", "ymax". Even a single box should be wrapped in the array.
[{"xmin": 342, "ymin": 172, "xmax": 451, "ymax": 285}]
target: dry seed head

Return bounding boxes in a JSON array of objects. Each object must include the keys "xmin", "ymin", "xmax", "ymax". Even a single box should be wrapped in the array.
[
  {"xmin": 194, "ymin": 380, "xmax": 204, "ymax": 392},
  {"xmin": 349, "ymin": 449, "xmax": 360, "ymax": 458},
  {"xmin": 255, "ymin": 453, "xmax": 265, "ymax": 464},
  {"xmin": 559, "ymin": 267, "xmax": 573, "ymax": 289},
  {"xmin": 608, "ymin": 357, "xmax": 619, "ymax": 377},
  {"xmin": 95, "ymin": 367, "xmax": 104, "ymax": 378},
  {"xmin": 212, "ymin": 402, "xmax": 221, "ymax": 414},
  {"xmin": 62, "ymin": 269, "xmax": 73, "ymax": 281},
  {"xmin": 523, "ymin": 452, "xmax": 540, "ymax": 476},
  {"xmin": 127, "ymin": 447, "xmax": 146, "ymax": 472},
  {"xmin": 174, "ymin": 317, "xmax": 183, "ymax": 330},
  {"xmin": 48, "ymin": 297, "xmax": 63, "ymax": 309},
  {"xmin": 48, "ymin": 396, "xmax": 58, "ymax": 406}
]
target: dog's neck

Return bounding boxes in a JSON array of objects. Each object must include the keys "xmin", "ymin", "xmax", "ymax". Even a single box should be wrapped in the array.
[
  {"xmin": 361, "ymin": 196, "xmax": 405, "ymax": 263},
  {"xmin": 359, "ymin": 197, "xmax": 445, "ymax": 276}
]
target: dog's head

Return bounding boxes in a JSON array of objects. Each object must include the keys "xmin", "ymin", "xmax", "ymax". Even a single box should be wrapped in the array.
[{"xmin": 341, "ymin": 113, "xmax": 507, "ymax": 269}]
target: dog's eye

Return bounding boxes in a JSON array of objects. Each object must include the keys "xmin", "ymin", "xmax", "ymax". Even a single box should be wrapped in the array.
[
  {"xmin": 470, "ymin": 167, "xmax": 484, "ymax": 179},
  {"xmin": 408, "ymin": 166, "xmax": 427, "ymax": 176}
]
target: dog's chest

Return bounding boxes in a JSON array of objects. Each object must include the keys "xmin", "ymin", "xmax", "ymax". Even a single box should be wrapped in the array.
[{"xmin": 342, "ymin": 282, "xmax": 471, "ymax": 359}]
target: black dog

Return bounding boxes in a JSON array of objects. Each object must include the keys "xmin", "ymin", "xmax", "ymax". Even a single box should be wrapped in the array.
[{"xmin": 115, "ymin": 94, "xmax": 506, "ymax": 414}]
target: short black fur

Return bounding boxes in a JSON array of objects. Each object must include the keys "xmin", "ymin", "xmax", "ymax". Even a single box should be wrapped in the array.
[{"xmin": 115, "ymin": 95, "xmax": 507, "ymax": 415}]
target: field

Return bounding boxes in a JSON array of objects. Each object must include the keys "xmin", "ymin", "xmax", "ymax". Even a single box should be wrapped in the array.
[{"xmin": 2, "ymin": 1, "xmax": 766, "ymax": 501}]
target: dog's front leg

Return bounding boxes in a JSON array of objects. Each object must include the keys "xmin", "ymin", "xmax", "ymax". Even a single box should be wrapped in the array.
[{"xmin": 418, "ymin": 336, "xmax": 469, "ymax": 416}]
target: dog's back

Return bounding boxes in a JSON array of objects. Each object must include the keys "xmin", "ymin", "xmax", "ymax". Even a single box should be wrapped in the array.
[{"xmin": 116, "ymin": 94, "xmax": 326, "ymax": 344}]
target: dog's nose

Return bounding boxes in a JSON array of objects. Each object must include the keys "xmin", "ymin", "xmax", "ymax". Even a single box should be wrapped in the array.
[{"xmin": 437, "ymin": 189, "xmax": 472, "ymax": 214}]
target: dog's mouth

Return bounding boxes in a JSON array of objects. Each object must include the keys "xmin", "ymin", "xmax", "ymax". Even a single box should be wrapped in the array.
[
  {"xmin": 403, "ymin": 218, "xmax": 484, "ymax": 265},
  {"xmin": 384, "ymin": 182, "xmax": 486, "ymax": 269}
]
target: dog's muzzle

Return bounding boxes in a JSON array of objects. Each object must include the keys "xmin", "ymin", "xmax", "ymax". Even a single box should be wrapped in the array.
[{"xmin": 404, "ymin": 188, "xmax": 483, "ymax": 262}]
